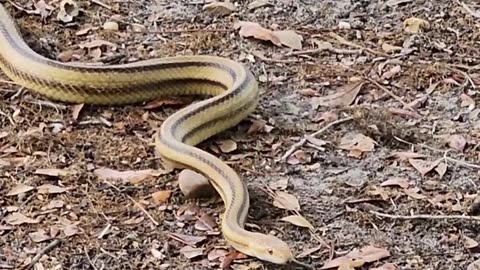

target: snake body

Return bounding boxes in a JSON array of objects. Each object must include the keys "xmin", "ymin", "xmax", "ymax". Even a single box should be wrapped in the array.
[{"xmin": 0, "ymin": 3, "xmax": 297, "ymax": 265}]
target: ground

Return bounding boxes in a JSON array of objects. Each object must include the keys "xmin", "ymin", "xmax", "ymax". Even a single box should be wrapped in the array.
[{"xmin": 1, "ymin": 0, "xmax": 480, "ymax": 269}]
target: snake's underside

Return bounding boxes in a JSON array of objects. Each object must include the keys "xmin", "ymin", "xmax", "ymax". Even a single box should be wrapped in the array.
[{"xmin": 0, "ymin": 3, "xmax": 309, "ymax": 266}]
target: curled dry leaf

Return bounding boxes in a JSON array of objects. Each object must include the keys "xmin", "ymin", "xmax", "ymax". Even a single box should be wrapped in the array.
[
  {"xmin": 311, "ymin": 81, "xmax": 365, "ymax": 109},
  {"xmin": 168, "ymin": 232, "xmax": 206, "ymax": 246},
  {"xmin": 321, "ymin": 245, "xmax": 391, "ymax": 269},
  {"xmin": 280, "ymin": 215, "xmax": 314, "ymax": 230},
  {"xmin": 235, "ymin": 21, "xmax": 281, "ymax": 46},
  {"xmin": 57, "ymin": 0, "xmax": 80, "ymax": 23},
  {"xmin": 408, "ymin": 158, "xmax": 441, "ymax": 176},
  {"xmin": 152, "ymin": 190, "xmax": 171, "ymax": 205},
  {"xmin": 179, "ymin": 246, "xmax": 205, "ymax": 259},
  {"xmin": 403, "ymin": 17, "xmax": 430, "ymax": 33},
  {"xmin": 339, "ymin": 133, "xmax": 375, "ymax": 152},
  {"xmin": 203, "ymin": 1, "xmax": 236, "ymax": 16},
  {"xmin": 448, "ymin": 134, "xmax": 467, "ymax": 152},
  {"xmin": 380, "ymin": 177, "xmax": 410, "ymax": 189},
  {"xmin": 272, "ymin": 191, "xmax": 300, "ymax": 211},
  {"xmin": 7, "ymin": 183, "xmax": 35, "ymax": 196},
  {"xmin": 37, "ymin": 184, "xmax": 70, "ymax": 194},
  {"xmin": 5, "ymin": 212, "xmax": 40, "ymax": 225},
  {"xmin": 217, "ymin": 139, "xmax": 237, "ymax": 153}
]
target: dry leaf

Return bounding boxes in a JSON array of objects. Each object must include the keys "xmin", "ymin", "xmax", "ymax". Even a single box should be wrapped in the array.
[
  {"xmin": 248, "ymin": 0, "xmax": 272, "ymax": 10},
  {"xmin": 468, "ymin": 259, "xmax": 480, "ymax": 270},
  {"xmin": 47, "ymin": 200, "xmax": 65, "ymax": 209},
  {"xmin": 64, "ymin": 224, "xmax": 79, "ymax": 237},
  {"xmin": 71, "ymin": 103, "xmax": 84, "ymax": 120},
  {"xmin": 460, "ymin": 93, "xmax": 475, "ymax": 108},
  {"xmin": 178, "ymin": 169, "xmax": 215, "ymax": 198},
  {"xmin": 103, "ymin": 21, "xmax": 119, "ymax": 31},
  {"xmin": 29, "ymin": 229, "xmax": 51, "ymax": 243},
  {"xmin": 94, "ymin": 168, "xmax": 157, "ymax": 184},
  {"xmin": 408, "ymin": 158, "xmax": 441, "ymax": 176},
  {"xmin": 35, "ymin": 168, "xmax": 70, "ymax": 177},
  {"xmin": 33, "ymin": 0, "xmax": 53, "ymax": 19},
  {"xmin": 5, "ymin": 212, "xmax": 40, "ymax": 225},
  {"xmin": 311, "ymin": 81, "xmax": 364, "ymax": 109},
  {"xmin": 217, "ymin": 139, "xmax": 237, "ymax": 153},
  {"xmin": 297, "ymin": 246, "xmax": 322, "ymax": 258},
  {"xmin": 368, "ymin": 186, "xmax": 390, "ymax": 201},
  {"xmin": 37, "ymin": 184, "xmax": 69, "ymax": 194},
  {"xmin": 208, "ymin": 248, "xmax": 229, "ymax": 261},
  {"xmin": 339, "ymin": 133, "xmax": 375, "ymax": 152},
  {"xmin": 57, "ymin": 0, "xmax": 79, "ymax": 23},
  {"xmin": 194, "ymin": 213, "xmax": 217, "ymax": 231},
  {"xmin": 380, "ymin": 177, "xmax": 410, "ymax": 189},
  {"xmin": 151, "ymin": 248, "xmax": 165, "ymax": 259},
  {"xmin": 7, "ymin": 183, "xmax": 35, "ymax": 196},
  {"xmin": 234, "ymin": 21, "xmax": 281, "ymax": 47},
  {"xmin": 79, "ymin": 39, "xmax": 117, "ymax": 50},
  {"xmin": 168, "ymin": 232, "xmax": 206, "ymax": 246},
  {"xmin": 152, "ymin": 190, "xmax": 171, "ymax": 205},
  {"xmin": 403, "ymin": 187, "xmax": 427, "ymax": 200},
  {"xmin": 272, "ymin": 191, "xmax": 300, "ymax": 211},
  {"xmin": 280, "ymin": 215, "xmax": 314, "ymax": 230},
  {"xmin": 382, "ymin": 65, "xmax": 402, "ymax": 79},
  {"xmin": 203, "ymin": 1, "xmax": 236, "ymax": 16},
  {"xmin": 403, "ymin": 17, "xmax": 430, "ymax": 33},
  {"xmin": 435, "ymin": 162, "xmax": 447, "ymax": 178},
  {"xmin": 179, "ymin": 246, "xmax": 205, "ymax": 259},
  {"xmin": 464, "ymin": 235, "xmax": 479, "ymax": 249},
  {"xmin": 273, "ymin": 30, "xmax": 303, "ymax": 50},
  {"xmin": 448, "ymin": 134, "xmax": 466, "ymax": 152}
]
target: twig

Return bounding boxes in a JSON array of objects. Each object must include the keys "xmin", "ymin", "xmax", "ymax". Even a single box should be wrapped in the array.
[
  {"xmin": 133, "ymin": 28, "xmax": 233, "ymax": 34},
  {"xmin": 370, "ymin": 210, "xmax": 480, "ymax": 221},
  {"xmin": 103, "ymin": 179, "xmax": 159, "ymax": 226},
  {"xmin": 393, "ymin": 136, "xmax": 480, "ymax": 170},
  {"xmin": 340, "ymin": 64, "xmax": 419, "ymax": 113},
  {"xmin": 90, "ymin": 0, "xmax": 111, "ymax": 9},
  {"xmin": 456, "ymin": 0, "xmax": 480, "ymax": 19},
  {"xmin": 280, "ymin": 117, "xmax": 354, "ymax": 161},
  {"xmin": 25, "ymin": 239, "xmax": 62, "ymax": 269},
  {"xmin": 328, "ymin": 32, "xmax": 389, "ymax": 57},
  {"xmin": 286, "ymin": 47, "xmax": 362, "ymax": 57},
  {"xmin": 84, "ymin": 246, "xmax": 99, "ymax": 270}
]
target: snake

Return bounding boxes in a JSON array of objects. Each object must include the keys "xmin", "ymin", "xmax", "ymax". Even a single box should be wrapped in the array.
[{"xmin": 0, "ymin": 3, "xmax": 313, "ymax": 268}]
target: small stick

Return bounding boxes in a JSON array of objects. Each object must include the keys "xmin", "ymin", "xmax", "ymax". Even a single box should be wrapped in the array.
[
  {"xmin": 280, "ymin": 117, "xmax": 354, "ymax": 162},
  {"xmin": 25, "ymin": 239, "xmax": 62, "ymax": 269},
  {"xmin": 328, "ymin": 32, "xmax": 389, "ymax": 57},
  {"xmin": 370, "ymin": 210, "xmax": 480, "ymax": 221},
  {"xmin": 286, "ymin": 47, "xmax": 362, "ymax": 57},
  {"xmin": 103, "ymin": 180, "xmax": 159, "ymax": 226}
]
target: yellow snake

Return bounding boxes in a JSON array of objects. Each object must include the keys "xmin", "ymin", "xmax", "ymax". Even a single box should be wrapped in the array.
[{"xmin": 0, "ymin": 3, "xmax": 312, "ymax": 268}]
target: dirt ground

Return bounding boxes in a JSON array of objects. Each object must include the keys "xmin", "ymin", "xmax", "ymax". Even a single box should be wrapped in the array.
[{"xmin": 1, "ymin": 0, "xmax": 480, "ymax": 269}]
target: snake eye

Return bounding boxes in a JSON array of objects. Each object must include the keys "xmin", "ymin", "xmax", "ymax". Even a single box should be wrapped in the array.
[{"xmin": 267, "ymin": 248, "xmax": 273, "ymax": 255}]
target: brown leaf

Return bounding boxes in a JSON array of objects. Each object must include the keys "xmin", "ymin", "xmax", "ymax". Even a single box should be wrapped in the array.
[
  {"xmin": 94, "ymin": 168, "xmax": 157, "ymax": 184},
  {"xmin": 368, "ymin": 186, "xmax": 390, "ymax": 201},
  {"xmin": 234, "ymin": 21, "xmax": 281, "ymax": 47},
  {"xmin": 29, "ymin": 229, "xmax": 51, "ymax": 243},
  {"xmin": 280, "ymin": 215, "xmax": 314, "ymax": 230},
  {"xmin": 380, "ymin": 177, "xmax": 410, "ymax": 189},
  {"xmin": 152, "ymin": 190, "xmax": 171, "ymax": 205},
  {"xmin": 403, "ymin": 17, "xmax": 430, "ymax": 33},
  {"xmin": 37, "ymin": 184, "xmax": 69, "ymax": 194},
  {"xmin": 273, "ymin": 30, "xmax": 303, "ymax": 50},
  {"xmin": 448, "ymin": 134, "xmax": 467, "ymax": 152},
  {"xmin": 217, "ymin": 139, "xmax": 237, "ymax": 153},
  {"xmin": 168, "ymin": 233, "xmax": 206, "ymax": 246},
  {"xmin": 57, "ymin": 49, "xmax": 85, "ymax": 62},
  {"xmin": 311, "ymin": 81, "xmax": 364, "ymax": 109},
  {"xmin": 408, "ymin": 158, "xmax": 441, "ymax": 176},
  {"xmin": 272, "ymin": 191, "xmax": 300, "ymax": 211},
  {"xmin": 460, "ymin": 93, "xmax": 476, "ymax": 108},
  {"xmin": 179, "ymin": 246, "xmax": 205, "ymax": 259},
  {"xmin": 178, "ymin": 169, "xmax": 215, "ymax": 198},
  {"xmin": 7, "ymin": 183, "xmax": 35, "ymax": 196},
  {"xmin": 339, "ymin": 133, "xmax": 375, "ymax": 152},
  {"xmin": 208, "ymin": 248, "xmax": 229, "ymax": 261},
  {"xmin": 5, "ymin": 212, "xmax": 40, "ymax": 225},
  {"xmin": 348, "ymin": 245, "xmax": 391, "ymax": 262}
]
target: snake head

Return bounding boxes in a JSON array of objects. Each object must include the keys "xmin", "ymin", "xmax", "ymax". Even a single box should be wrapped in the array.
[{"xmin": 247, "ymin": 233, "xmax": 293, "ymax": 264}]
